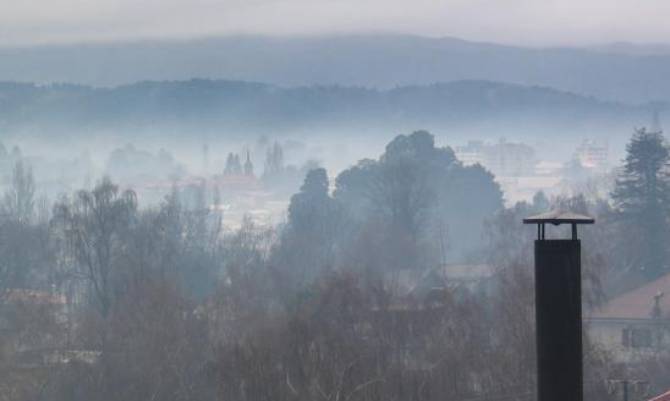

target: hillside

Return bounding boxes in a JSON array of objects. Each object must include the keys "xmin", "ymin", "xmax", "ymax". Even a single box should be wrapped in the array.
[
  {"xmin": 1, "ymin": 35, "xmax": 670, "ymax": 103},
  {"xmin": 0, "ymin": 79, "xmax": 644, "ymax": 140}
]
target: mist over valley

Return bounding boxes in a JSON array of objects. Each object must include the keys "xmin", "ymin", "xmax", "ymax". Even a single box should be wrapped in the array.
[{"xmin": 3, "ymin": 28, "xmax": 670, "ymax": 401}]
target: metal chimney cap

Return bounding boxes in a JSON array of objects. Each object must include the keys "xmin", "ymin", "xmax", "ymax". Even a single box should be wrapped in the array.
[{"xmin": 523, "ymin": 210, "xmax": 595, "ymax": 226}]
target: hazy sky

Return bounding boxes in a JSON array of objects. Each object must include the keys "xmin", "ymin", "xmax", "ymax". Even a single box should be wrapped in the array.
[{"xmin": 1, "ymin": 0, "xmax": 669, "ymax": 47}]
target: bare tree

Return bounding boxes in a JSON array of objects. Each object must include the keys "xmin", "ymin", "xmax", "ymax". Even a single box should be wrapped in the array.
[
  {"xmin": 52, "ymin": 177, "xmax": 137, "ymax": 318},
  {"xmin": 2, "ymin": 160, "xmax": 35, "ymax": 224}
]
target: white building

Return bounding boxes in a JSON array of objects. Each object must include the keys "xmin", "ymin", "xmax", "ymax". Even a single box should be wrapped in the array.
[
  {"xmin": 588, "ymin": 273, "xmax": 670, "ymax": 363},
  {"xmin": 455, "ymin": 139, "xmax": 537, "ymax": 177},
  {"xmin": 574, "ymin": 139, "xmax": 609, "ymax": 171}
]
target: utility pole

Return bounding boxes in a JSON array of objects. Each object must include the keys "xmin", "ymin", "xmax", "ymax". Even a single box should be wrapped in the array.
[
  {"xmin": 624, "ymin": 380, "xmax": 629, "ymax": 401},
  {"xmin": 523, "ymin": 211, "xmax": 595, "ymax": 401}
]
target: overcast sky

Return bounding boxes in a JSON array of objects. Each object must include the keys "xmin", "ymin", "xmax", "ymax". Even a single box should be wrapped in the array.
[{"xmin": 1, "ymin": 0, "xmax": 669, "ymax": 47}]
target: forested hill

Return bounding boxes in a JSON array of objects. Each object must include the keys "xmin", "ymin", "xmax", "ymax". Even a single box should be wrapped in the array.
[
  {"xmin": 3, "ymin": 35, "xmax": 670, "ymax": 103},
  {"xmin": 0, "ymin": 79, "xmax": 645, "ymax": 138}
]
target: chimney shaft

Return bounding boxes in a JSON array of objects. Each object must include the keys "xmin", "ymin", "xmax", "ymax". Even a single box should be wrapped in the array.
[{"xmin": 534, "ymin": 239, "xmax": 583, "ymax": 401}]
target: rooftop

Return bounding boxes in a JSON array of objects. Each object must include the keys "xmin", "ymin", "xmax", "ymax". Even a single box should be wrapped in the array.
[
  {"xmin": 649, "ymin": 389, "xmax": 670, "ymax": 401},
  {"xmin": 590, "ymin": 272, "xmax": 670, "ymax": 320},
  {"xmin": 523, "ymin": 210, "xmax": 595, "ymax": 225}
]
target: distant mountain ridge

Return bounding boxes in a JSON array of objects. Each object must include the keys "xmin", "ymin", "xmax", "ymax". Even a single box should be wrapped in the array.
[
  {"xmin": 0, "ymin": 79, "xmax": 647, "ymax": 140},
  {"xmin": 1, "ymin": 34, "xmax": 670, "ymax": 103},
  {"xmin": 588, "ymin": 42, "xmax": 670, "ymax": 56}
]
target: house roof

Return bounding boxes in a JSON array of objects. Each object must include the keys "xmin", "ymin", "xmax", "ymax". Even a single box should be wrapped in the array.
[
  {"xmin": 1, "ymin": 289, "xmax": 66, "ymax": 305},
  {"xmin": 590, "ymin": 272, "xmax": 670, "ymax": 320},
  {"xmin": 649, "ymin": 389, "xmax": 670, "ymax": 401},
  {"xmin": 382, "ymin": 264, "xmax": 494, "ymax": 298},
  {"xmin": 440, "ymin": 264, "xmax": 495, "ymax": 281}
]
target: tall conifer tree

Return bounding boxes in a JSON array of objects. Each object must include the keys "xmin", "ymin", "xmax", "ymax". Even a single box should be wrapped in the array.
[{"xmin": 612, "ymin": 128, "xmax": 670, "ymax": 278}]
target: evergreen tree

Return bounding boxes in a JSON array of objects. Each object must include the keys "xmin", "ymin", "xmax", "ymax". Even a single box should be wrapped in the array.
[
  {"xmin": 263, "ymin": 142, "xmax": 284, "ymax": 177},
  {"xmin": 612, "ymin": 128, "xmax": 670, "ymax": 278},
  {"xmin": 233, "ymin": 154, "xmax": 242, "ymax": 174},
  {"xmin": 288, "ymin": 168, "xmax": 334, "ymax": 234},
  {"xmin": 244, "ymin": 151, "xmax": 254, "ymax": 176},
  {"xmin": 532, "ymin": 191, "xmax": 550, "ymax": 212},
  {"xmin": 224, "ymin": 152, "xmax": 243, "ymax": 175},
  {"xmin": 277, "ymin": 168, "xmax": 341, "ymax": 285}
]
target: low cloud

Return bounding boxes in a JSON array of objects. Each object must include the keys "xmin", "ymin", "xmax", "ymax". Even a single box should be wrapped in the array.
[{"xmin": 1, "ymin": 0, "xmax": 670, "ymax": 46}]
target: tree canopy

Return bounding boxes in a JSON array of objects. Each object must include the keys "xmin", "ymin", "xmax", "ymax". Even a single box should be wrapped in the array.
[
  {"xmin": 612, "ymin": 128, "xmax": 670, "ymax": 279},
  {"xmin": 334, "ymin": 130, "xmax": 503, "ymax": 267}
]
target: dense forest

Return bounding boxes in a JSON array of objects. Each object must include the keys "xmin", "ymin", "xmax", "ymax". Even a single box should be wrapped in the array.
[
  {"xmin": 3, "ymin": 129, "xmax": 670, "ymax": 401},
  {"xmin": 0, "ymin": 79, "xmax": 641, "ymax": 138}
]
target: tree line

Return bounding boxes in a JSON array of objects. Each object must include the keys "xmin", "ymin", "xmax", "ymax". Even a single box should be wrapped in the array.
[{"xmin": 1, "ymin": 129, "xmax": 668, "ymax": 400}]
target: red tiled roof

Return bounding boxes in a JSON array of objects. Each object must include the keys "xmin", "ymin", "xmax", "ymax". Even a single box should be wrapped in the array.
[
  {"xmin": 649, "ymin": 389, "xmax": 670, "ymax": 401},
  {"xmin": 590, "ymin": 272, "xmax": 670, "ymax": 320}
]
